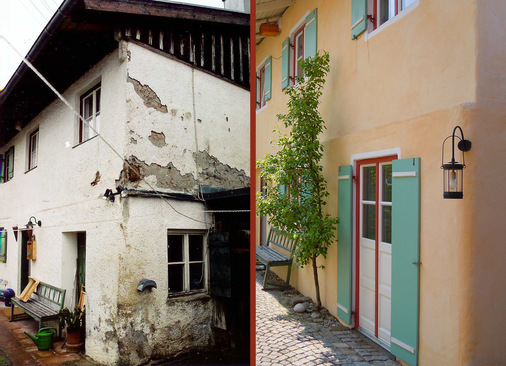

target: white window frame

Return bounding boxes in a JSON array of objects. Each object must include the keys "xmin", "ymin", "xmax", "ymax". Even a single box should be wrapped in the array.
[
  {"xmin": 79, "ymin": 82, "xmax": 101, "ymax": 144},
  {"xmin": 27, "ymin": 129, "xmax": 38, "ymax": 171},
  {"xmin": 366, "ymin": 0, "xmax": 419, "ymax": 38},
  {"xmin": 4, "ymin": 146, "xmax": 14, "ymax": 182},
  {"xmin": 167, "ymin": 230, "xmax": 208, "ymax": 297}
]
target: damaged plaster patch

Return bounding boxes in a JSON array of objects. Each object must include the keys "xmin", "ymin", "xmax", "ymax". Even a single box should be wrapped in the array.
[
  {"xmin": 148, "ymin": 131, "xmax": 167, "ymax": 147},
  {"xmin": 122, "ymin": 156, "xmax": 198, "ymax": 193},
  {"xmin": 91, "ymin": 171, "xmax": 101, "ymax": 186},
  {"xmin": 193, "ymin": 151, "xmax": 250, "ymax": 190},
  {"xmin": 127, "ymin": 75, "xmax": 168, "ymax": 113}
]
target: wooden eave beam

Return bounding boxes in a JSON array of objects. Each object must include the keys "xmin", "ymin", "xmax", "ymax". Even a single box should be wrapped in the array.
[{"xmin": 84, "ymin": 0, "xmax": 249, "ymax": 26}]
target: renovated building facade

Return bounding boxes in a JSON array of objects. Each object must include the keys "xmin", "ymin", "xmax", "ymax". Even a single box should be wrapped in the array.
[
  {"xmin": 256, "ymin": 0, "xmax": 506, "ymax": 365},
  {"xmin": 0, "ymin": 0, "xmax": 250, "ymax": 364}
]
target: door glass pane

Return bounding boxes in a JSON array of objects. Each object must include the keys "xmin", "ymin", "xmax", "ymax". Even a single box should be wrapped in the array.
[
  {"xmin": 382, "ymin": 205, "xmax": 392, "ymax": 243},
  {"xmin": 168, "ymin": 264, "xmax": 184, "ymax": 293},
  {"xmin": 189, "ymin": 235, "xmax": 203, "ymax": 261},
  {"xmin": 190, "ymin": 263, "xmax": 204, "ymax": 290},
  {"xmin": 382, "ymin": 164, "xmax": 392, "ymax": 202},
  {"xmin": 362, "ymin": 204, "xmax": 376, "ymax": 240},
  {"xmin": 168, "ymin": 235, "xmax": 184, "ymax": 262},
  {"xmin": 362, "ymin": 166, "xmax": 376, "ymax": 201}
]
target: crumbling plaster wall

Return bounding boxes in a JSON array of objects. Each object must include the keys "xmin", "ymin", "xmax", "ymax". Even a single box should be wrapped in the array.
[
  {"xmin": 114, "ymin": 196, "xmax": 213, "ymax": 364},
  {"xmin": 0, "ymin": 49, "xmax": 128, "ymax": 364},
  {"xmin": 123, "ymin": 41, "xmax": 250, "ymax": 195}
]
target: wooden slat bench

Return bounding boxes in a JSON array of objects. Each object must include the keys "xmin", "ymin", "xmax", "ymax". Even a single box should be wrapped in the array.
[
  {"xmin": 11, "ymin": 281, "xmax": 66, "ymax": 336},
  {"xmin": 256, "ymin": 227, "xmax": 299, "ymax": 290}
]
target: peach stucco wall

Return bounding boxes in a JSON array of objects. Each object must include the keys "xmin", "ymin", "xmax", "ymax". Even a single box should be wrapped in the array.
[{"xmin": 256, "ymin": 0, "xmax": 505, "ymax": 364}]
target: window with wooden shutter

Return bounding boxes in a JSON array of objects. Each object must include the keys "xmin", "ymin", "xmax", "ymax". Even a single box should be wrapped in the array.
[
  {"xmin": 351, "ymin": 0, "xmax": 367, "ymax": 39},
  {"xmin": 0, "ymin": 229, "xmax": 7, "ymax": 263},
  {"xmin": 304, "ymin": 9, "xmax": 318, "ymax": 59},
  {"xmin": 281, "ymin": 38, "xmax": 290, "ymax": 90}
]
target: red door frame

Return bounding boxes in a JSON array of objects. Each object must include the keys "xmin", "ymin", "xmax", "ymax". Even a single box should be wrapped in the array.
[{"xmin": 354, "ymin": 155, "xmax": 397, "ymax": 336}]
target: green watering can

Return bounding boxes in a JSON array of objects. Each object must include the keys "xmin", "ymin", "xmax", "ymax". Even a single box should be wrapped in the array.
[{"xmin": 25, "ymin": 327, "xmax": 57, "ymax": 350}]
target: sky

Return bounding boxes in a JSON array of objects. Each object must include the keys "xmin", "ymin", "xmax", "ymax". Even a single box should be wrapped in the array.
[{"xmin": 0, "ymin": 0, "xmax": 226, "ymax": 89}]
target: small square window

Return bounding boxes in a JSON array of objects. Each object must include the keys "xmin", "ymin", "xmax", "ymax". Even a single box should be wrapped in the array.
[
  {"xmin": 79, "ymin": 83, "xmax": 101, "ymax": 143},
  {"xmin": 168, "ymin": 232, "xmax": 207, "ymax": 295}
]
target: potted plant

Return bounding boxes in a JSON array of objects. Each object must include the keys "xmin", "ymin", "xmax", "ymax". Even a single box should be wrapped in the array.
[{"xmin": 58, "ymin": 306, "xmax": 84, "ymax": 351}]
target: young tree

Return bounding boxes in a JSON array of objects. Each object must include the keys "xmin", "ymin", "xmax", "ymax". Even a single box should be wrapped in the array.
[{"xmin": 257, "ymin": 51, "xmax": 338, "ymax": 309}]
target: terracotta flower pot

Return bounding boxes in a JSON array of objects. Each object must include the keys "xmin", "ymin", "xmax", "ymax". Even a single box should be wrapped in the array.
[{"xmin": 65, "ymin": 327, "xmax": 83, "ymax": 353}]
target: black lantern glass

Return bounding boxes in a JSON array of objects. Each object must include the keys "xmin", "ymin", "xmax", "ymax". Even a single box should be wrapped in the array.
[{"xmin": 441, "ymin": 126, "xmax": 471, "ymax": 199}]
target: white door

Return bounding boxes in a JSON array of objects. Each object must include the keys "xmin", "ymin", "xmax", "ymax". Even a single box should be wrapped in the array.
[{"xmin": 358, "ymin": 160, "xmax": 393, "ymax": 347}]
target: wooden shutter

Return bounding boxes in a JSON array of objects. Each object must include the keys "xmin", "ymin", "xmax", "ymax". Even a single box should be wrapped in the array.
[
  {"xmin": 0, "ymin": 154, "xmax": 4, "ymax": 183},
  {"xmin": 337, "ymin": 165, "xmax": 353, "ymax": 324},
  {"xmin": 391, "ymin": 158, "xmax": 420, "ymax": 366},
  {"xmin": 0, "ymin": 229, "xmax": 6, "ymax": 263},
  {"xmin": 281, "ymin": 38, "xmax": 290, "ymax": 90},
  {"xmin": 264, "ymin": 56, "xmax": 272, "ymax": 101},
  {"xmin": 351, "ymin": 0, "xmax": 367, "ymax": 39},
  {"xmin": 304, "ymin": 9, "xmax": 318, "ymax": 59}
]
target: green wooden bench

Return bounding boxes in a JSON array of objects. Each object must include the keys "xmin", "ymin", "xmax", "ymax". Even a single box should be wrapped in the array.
[
  {"xmin": 11, "ymin": 282, "xmax": 66, "ymax": 335},
  {"xmin": 256, "ymin": 227, "xmax": 299, "ymax": 290}
]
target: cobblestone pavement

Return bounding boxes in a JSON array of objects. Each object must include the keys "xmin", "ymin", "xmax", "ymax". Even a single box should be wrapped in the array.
[{"xmin": 256, "ymin": 270, "xmax": 400, "ymax": 366}]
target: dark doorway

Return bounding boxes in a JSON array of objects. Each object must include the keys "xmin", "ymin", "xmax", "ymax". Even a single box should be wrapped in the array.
[{"xmin": 20, "ymin": 231, "xmax": 30, "ymax": 292}]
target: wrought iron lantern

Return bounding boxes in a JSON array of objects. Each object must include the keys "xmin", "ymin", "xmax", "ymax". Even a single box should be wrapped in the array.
[
  {"xmin": 441, "ymin": 126, "xmax": 472, "ymax": 199},
  {"xmin": 25, "ymin": 216, "xmax": 42, "ymax": 228}
]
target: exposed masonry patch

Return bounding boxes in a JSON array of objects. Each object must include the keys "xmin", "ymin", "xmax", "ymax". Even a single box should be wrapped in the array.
[
  {"xmin": 127, "ymin": 75, "xmax": 168, "ymax": 113},
  {"xmin": 170, "ymin": 109, "xmax": 178, "ymax": 117},
  {"xmin": 148, "ymin": 131, "xmax": 167, "ymax": 147},
  {"xmin": 90, "ymin": 171, "xmax": 101, "ymax": 186},
  {"xmin": 123, "ymin": 156, "xmax": 198, "ymax": 193},
  {"xmin": 193, "ymin": 151, "xmax": 250, "ymax": 189}
]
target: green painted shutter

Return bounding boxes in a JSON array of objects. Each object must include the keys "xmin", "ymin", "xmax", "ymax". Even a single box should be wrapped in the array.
[
  {"xmin": 351, "ymin": 0, "xmax": 367, "ymax": 39},
  {"xmin": 0, "ymin": 154, "xmax": 4, "ymax": 183},
  {"xmin": 304, "ymin": 9, "xmax": 318, "ymax": 59},
  {"xmin": 391, "ymin": 158, "xmax": 420, "ymax": 366},
  {"xmin": 0, "ymin": 229, "xmax": 6, "ymax": 263},
  {"xmin": 264, "ymin": 56, "xmax": 272, "ymax": 101},
  {"xmin": 281, "ymin": 38, "xmax": 290, "ymax": 90},
  {"xmin": 337, "ymin": 165, "xmax": 353, "ymax": 324},
  {"xmin": 279, "ymin": 184, "xmax": 287, "ymax": 196}
]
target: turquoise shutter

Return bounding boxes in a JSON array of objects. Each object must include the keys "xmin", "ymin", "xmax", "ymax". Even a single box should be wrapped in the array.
[
  {"xmin": 391, "ymin": 158, "xmax": 420, "ymax": 366},
  {"xmin": 337, "ymin": 165, "xmax": 353, "ymax": 324},
  {"xmin": 351, "ymin": 0, "xmax": 367, "ymax": 39},
  {"xmin": 279, "ymin": 184, "xmax": 287, "ymax": 196},
  {"xmin": 281, "ymin": 38, "xmax": 290, "ymax": 90},
  {"xmin": 304, "ymin": 9, "xmax": 318, "ymax": 59},
  {"xmin": 0, "ymin": 229, "xmax": 6, "ymax": 263},
  {"xmin": 264, "ymin": 56, "xmax": 272, "ymax": 101}
]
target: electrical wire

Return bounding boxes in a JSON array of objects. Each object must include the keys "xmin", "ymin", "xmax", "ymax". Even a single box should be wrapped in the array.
[{"xmin": 0, "ymin": 35, "xmax": 211, "ymax": 225}]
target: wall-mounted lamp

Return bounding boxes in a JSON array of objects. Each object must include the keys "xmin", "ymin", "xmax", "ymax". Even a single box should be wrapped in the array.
[
  {"xmin": 102, "ymin": 186, "xmax": 124, "ymax": 202},
  {"xmin": 441, "ymin": 126, "xmax": 472, "ymax": 199},
  {"xmin": 25, "ymin": 216, "xmax": 42, "ymax": 228}
]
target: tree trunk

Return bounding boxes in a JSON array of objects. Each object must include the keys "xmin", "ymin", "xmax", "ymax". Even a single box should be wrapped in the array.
[{"xmin": 312, "ymin": 254, "xmax": 321, "ymax": 310}]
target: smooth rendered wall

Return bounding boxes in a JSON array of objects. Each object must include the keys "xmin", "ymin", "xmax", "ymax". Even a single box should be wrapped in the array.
[{"xmin": 256, "ymin": 0, "xmax": 478, "ymax": 364}]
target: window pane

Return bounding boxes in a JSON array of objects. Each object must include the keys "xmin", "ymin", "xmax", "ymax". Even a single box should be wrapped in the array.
[
  {"xmin": 362, "ymin": 204, "xmax": 375, "ymax": 240},
  {"xmin": 382, "ymin": 205, "xmax": 392, "ymax": 244},
  {"xmin": 382, "ymin": 164, "xmax": 392, "ymax": 202},
  {"xmin": 168, "ymin": 264, "xmax": 184, "ymax": 293},
  {"xmin": 190, "ymin": 263, "xmax": 204, "ymax": 290},
  {"xmin": 402, "ymin": 0, "xmax": 416, "ymax": 9},
  {"xmin": 362, "ymin": 166, "xmax": 376, "ymax": 201},
  {"xmin": 83, "ymin": 96, "xmax": 93, "ymax": 119},
  {"xmin": 189, "ymin": 235, "xmax": 203, "ymax": 261},
  {"xmin": 168, "ymin": 235, "xmax": 184, "ymax": 262}
]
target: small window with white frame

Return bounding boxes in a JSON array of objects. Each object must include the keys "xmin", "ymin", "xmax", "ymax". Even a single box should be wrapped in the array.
[
  {"xmin": 79, "ymin": 82, "xmax": 101, "ymax": 143},
  {"xmin": 369, "ymin": 0, "xmax": 418, "ymax": 30},
  {"xmin": 167, "ymin": 231, "xmax": 207, "ymax": 296},
  {"xmin": 27, "ymin": 129, "xmax": 38, "ymax": 171}
]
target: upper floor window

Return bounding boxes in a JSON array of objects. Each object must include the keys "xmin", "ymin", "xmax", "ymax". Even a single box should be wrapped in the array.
[
  {"xmin": 79, "ymin": 83, "xmax": 101, "ymax": 143},
  {"xmin": 4, "ymin": 147, "xmax": 14, "ymax": 182},
  {"xmin": 351, "ymin": 0, "xmax": 418, "ymax": 39},
  {"xmin": 281, "ymin": 9, "xmax": 318, "ymax": 90},
  {"xmin": 168, "ymin": 231, "xmax": 207, "ymax": 296},
  {"xmin": 256, "ymin": 56, "xmax": 272, "ymax": 110},
  {"xmin": 28, "ymin": 129, "xmax": 38, "ymax": 171}
]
